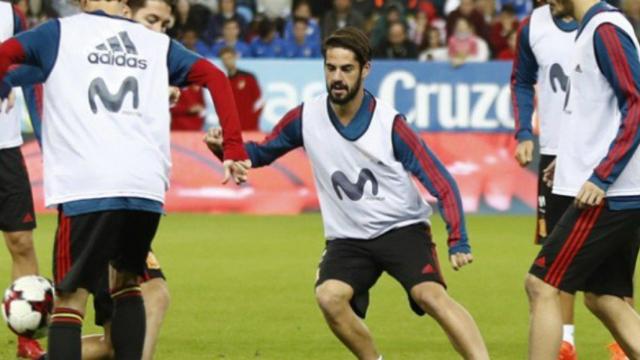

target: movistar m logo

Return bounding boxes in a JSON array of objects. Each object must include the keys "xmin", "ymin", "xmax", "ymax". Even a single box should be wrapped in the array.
[
  {"xmin": 331, "ymin": 169, "xmax": 379, "ymax": 201},
  {"xmin": 88, "ymin": 77, "xmax": 139, "ymax": 114},
  {"xmin": 549, "ymin": 63, "xmax": 569, "ymax": 93},
  {"xmin": 88, "ymin": 31, "xmax": 148, "ymax": 70}
]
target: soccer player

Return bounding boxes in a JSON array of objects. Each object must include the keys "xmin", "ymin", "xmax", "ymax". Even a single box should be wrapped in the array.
[
  {"xmin": 510, "ymin": 3, "xmax": 580, "ymax": 358},
  {"xmin": 0, "ymin": 2, "xmax": 45, "ymax": 358},
  {"xmin": 206, "ymin": 27, "xmax": 489, "ymax": 360},
  {"xmin": 0, "ymin": 0, "xmax": 249, "ymax": 358},
  {"xmin": 525, "ymin": 0, "xmax": 640, "ymax": 358}
]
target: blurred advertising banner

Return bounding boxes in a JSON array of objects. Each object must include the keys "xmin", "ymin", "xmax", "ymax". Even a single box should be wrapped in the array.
[
  {"xmin": 214, "ymin": 60, "xmax": 515, "ymax": 133},
  {"xmin": 23, "ymin": 132, "xmax": 535, "ymax": 215}
]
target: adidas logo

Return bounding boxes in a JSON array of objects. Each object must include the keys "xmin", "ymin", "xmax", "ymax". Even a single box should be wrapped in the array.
[
  {"xmin": 22, "ymin": 213, "xmax": 34, "ymax": 223},
  {"xmin": 422, "ymin": 264, "xmax": 436, "ymax": 274},
  {"xmin": 87, "ymin": 31, "xmax": 148, "ymax": 70},
  {"xmin": 534, "ymin": 256, "xmax": 546, "ymax": 268}
]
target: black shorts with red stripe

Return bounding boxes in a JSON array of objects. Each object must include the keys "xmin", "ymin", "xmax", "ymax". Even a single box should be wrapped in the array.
[
  {"xmin": 530, "ymin": 202, "xmax": 640, "ymax": 297},
  {"xmin": 0, "ymin": 147, "xmax": 36, "ymax": 232},
  {"xmin": 53, "ymin": 209, "xmax": 161, "ymax": 295},
  {"xmin": 535, "ymin": 155, "xmax": 574, "ymax": 244},
  {"xmin": 93, "ymin": 251, "xmax": 166, "ymax": 326},
  {"xmin": 316, "ymin": 222, "xmax": 446, "ymax": 318}
]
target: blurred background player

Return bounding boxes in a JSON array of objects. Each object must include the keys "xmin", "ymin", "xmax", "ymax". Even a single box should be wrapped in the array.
[
  {"xmin": 219, "ymin": 46, "xmax": 263, "ymax": 131},
  {"xmin": 0, "ymin": 1, "xmax": 44, "ymax": 359},
  {"xmin": 525, "ymin": 0, "xmax": 640, "ymax": 358},
  {"xmin": 0, "ymin": 0, "xmax": 249, "ymax": 357},
  {"xmin": 206, "ymin": 27, "xmax": 489, "ymax": 360},
  {"xmin": 510, "ymin": 1, "xmax": 579, "ymax": 359}
]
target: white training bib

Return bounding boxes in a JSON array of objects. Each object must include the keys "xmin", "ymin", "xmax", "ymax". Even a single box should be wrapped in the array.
[
  {"xmin": 554, "ymin": 10, "xmax": 640, "ymax": 197},
  {"xmin": 302, "ymin": 94, "xmax": 432, "ymax": 240},
  {"xmin": 528, "ymin": 5, "xmax": 577, "ymax": 155},
  {"xmin": 42, "ymin": 13, "xmax": 172, "ymax": 207},
  {"xmin": 0, "ymin": 1, "xmax": 23, "ymax": 150}
]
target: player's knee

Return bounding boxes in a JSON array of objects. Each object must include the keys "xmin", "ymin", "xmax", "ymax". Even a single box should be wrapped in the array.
[
  {"xmin": 583, "ymin": 292, "xmax": 601, "ymax": 314},
  {"xmin": 4, "ymin": 231, "xmax": 34, "ymax": 258},
  {"xmin": 524, "ymin": 274, "xmax": 555, "ymax": 301},
  {"xmin": 315, "ymin": 282, "xmax": 351, "ymax": 315},
  {"xmin": 411, "ymin": 283, "xmax": 450, "ymax": 317},
  {"xmin": 143, "ymin": 279, "xmax": 170, "ymax": 314}
]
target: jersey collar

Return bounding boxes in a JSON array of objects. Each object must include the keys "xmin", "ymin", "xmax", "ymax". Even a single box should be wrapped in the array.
[{"xmin": 326, "ymin": 90, "xmax": 377, "ymax": 142}]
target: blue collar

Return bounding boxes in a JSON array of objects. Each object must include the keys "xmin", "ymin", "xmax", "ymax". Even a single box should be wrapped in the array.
[
  {"xmin": 577, "ymin": 1, "xmax": 618, "ymax": 39},
  {"xmin": 550, "ymin": 5, "xmax": 578, "ymax": 32},
  {"xmin": 326, "ymin": 90, "xmax": 376, "ymax": 141},
  {"xmin": 87, "ymin": 10, "xmax": 137, "ymax": 23}
]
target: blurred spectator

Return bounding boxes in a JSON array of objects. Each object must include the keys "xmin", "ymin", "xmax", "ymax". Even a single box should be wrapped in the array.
[
  {"xmin": 408, "ymin": 8, "xmax": 445, "ymax": 46},
  {"xmin": 374, "ymin": 21, "xmax": 419, "ymax": 59},
  {"xmin": 322, "ymin": 0, "xmax": 366, "ymax": 39},
  {"xmin": 22, "ymin": 0, "xmax": 60, "ymax": 27},
  {"xmin": 489, "ymin": 4, "xmax": 518, "ymax": 55},
  {"xmin": 256, "ymin": 0, "xmax": 291, "ymax": 20},
  {"xmin": 418, "ymin": 26, "xmax": 449, "ymax": 60},
  {"xmin": 250, "ymin": 17, "xmax": 285, "ymax": 57},
  {"xmin": 167, "ymin": 0, "xmax": 192, "ymax": 38},
  {"xmin": 623, "ymin": 0, "xmax": 640, "ymax": 39},
  {"xmin": 202, "ymin": 0, "xmax": 248, "ymax": 45},
  {"xmin": 309, "ymin": 1, "xmax": 334, "ymax": 19},
  {"xmin": 496, "ymin": 30, "xmax": 516, "ymax": 60},
  {"xmin": 496, "ymin": 0, "xmax": 532, "ymax": 19},
  {"xmin": 284, "ymin": 17, "xmax": 322, "ymax": 58},
  {"xmin": 200, "ymin": 18, "xmax": 251, "ymax": 58},
  {"xmin": 219, "ymin": 47, "xmax": 264, "ymax": 131},
  {"xmin": 171, "ymin": 31, "xmax": 206, "ymax": 131},
  {"xmin": 446, "ymin": 0, "xmax": 489, "ymax": 41},
  {"xmin": 371, "ymin": 1, "xmax": 406, "ymax": 48},
  {"xmin": 448, "ymin": 17, "xmax": 489, "ymax": 66},
  {"xmin": 375, "ymin": 0, "xmax": 440, "ymax": 18},
  {"xmin": 352, "ymin": 0, "xmax": 376, "ymax": 17},
  {"xmin": 284, "ymin": 0, "xmax": 322, "ymax": 46},
  {"xmin": 475, "ymin": 0, "xmax": 497, "ymax": 23}
]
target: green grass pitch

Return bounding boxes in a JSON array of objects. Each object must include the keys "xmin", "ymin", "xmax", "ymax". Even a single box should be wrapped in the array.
[{"xmin": 0, "ymin": 214, "xmax": 631, "ymax": 359}]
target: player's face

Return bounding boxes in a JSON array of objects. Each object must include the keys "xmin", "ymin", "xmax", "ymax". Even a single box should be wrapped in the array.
[
  {"xmin": 324, "ymin": 47, "xmax": 370, "ymax": 106},
  {"xmin": 548, "ymin": 0, "xmax": 574, "ymax": 18},
  {"xmin": 133, "ymin": 0, "xmax": 173, "ymax": 33}
]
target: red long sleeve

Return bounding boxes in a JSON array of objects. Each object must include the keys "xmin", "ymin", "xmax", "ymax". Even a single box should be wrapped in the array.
[
  {"xmin": 186, "ymin": 59, "xmax": 248, "ymax": 161},
  {"xmin": 0, "ymin": 38, "xmax": 26, "ymax": 83}
]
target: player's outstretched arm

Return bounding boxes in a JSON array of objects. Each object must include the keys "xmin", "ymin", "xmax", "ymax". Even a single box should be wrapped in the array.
[
  {"xmin": 511, "ymin": 17, "xmax": 538, "ymax": 167},
  {"xmin": 583, "ymin": 24, "xmax": 640, "ymax": 203},
  {"xmin": 391, "ymin": 115, "xmax": 471, "ymax": 270},
  {"xmin": 204, "ymin": 105, "xmax": 304, "ymax": 169}
]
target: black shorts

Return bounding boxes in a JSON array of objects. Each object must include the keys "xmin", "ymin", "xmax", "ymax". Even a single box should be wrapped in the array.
[
  {"xmin": 535, "ymin": 155, "xmax": 573, "ymax": 244},
  {"xmin": 0, "ymin": 147, "xmax": 36, "ymax": 232},
  {"xmin": 529, "ymin": 203, "xmax": 640, "ymax": 297},
  {"xmin": 316, "ymin": 223, "xmax": 446, "ymax": 318},
  {"xmin": 94, "ymin": 251, "xmax": 166, "ymax": 326},
  {"xmin": 53, "ymin": 210, "xmax": 160, "ymax": 295}
]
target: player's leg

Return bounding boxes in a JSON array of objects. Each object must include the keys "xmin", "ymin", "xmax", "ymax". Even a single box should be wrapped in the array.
[
  {"xmin": 49, "ymin": 210, "xmax": 116, "ymax": 360},
  {"xmin": 315, "ymin": 240, "xmax": 383, "ymax": 360},
  {"xmin": 4, "ymin": 230, "xmax": 38, "ymax": 279},
  {"xmin": 81, "ymin": 333, "xmax": 112, "ymax": 360},
  {"xmin": 109, "ymin": 211, "xmax": 161, "ymax": 360},
  {"xmin": 81, "ymin": 270, "xmax": 114, "ymax": 360},
  {"xmin": 378, "ymin": 223, "xmax": 488, "ymax": 359},
  {"xmin": 527, "ymin": 204, "xmax": 638, "ymax": 359},
  {"xmin": 140, "ymin": 253, "xmax": 170, "ymax": 360},
  {"xmin": 584, "ymin": 293, "xmax": 640, "ymax": 358}
]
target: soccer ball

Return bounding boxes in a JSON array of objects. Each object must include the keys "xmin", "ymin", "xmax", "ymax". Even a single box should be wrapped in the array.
[{"xmin": 2, "ymin": 275, "xmax": 54, "ymax": 338}]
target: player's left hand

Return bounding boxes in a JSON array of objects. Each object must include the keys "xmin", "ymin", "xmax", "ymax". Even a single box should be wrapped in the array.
[
  {"xmin": 450, "ymin": 252, "xmax": 473, "ymax": 271},
  {"xmin": 574, "ymin": 181, "xmax": 605, "ymax": 209},
  {"xmin": 169, "ymin": 86, "xmax": 181, "ymax": 106}
]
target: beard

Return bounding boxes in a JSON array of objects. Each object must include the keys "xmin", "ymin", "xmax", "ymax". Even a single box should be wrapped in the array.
[
  {"xmin": 327, "ymin": 73, "xmax": 362, "ymax": 106},
  {"xmin": 550, "ymin": 0, "xmax": 574, "ymax": 18}
]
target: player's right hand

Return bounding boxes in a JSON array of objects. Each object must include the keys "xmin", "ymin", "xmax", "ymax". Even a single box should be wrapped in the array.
[
  {"xmin": 450, "ymin": 252, "xmax": 473, "ymax": 271},
  {"xmin": 515, "ymin": 140, "xmax": 534, "ymax": 167},
  {"xmin": 204, "ymin": 128, "xmax": 224, "ymax": 155},
  {"xmin": 542, "ymin": 159, "xmax": 556, "ymax": 188}
]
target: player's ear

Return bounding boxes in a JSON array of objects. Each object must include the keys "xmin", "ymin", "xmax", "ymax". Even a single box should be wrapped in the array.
[{"xmin": 361, "ymin": 61, "xmax": 371, "ymax": 80}]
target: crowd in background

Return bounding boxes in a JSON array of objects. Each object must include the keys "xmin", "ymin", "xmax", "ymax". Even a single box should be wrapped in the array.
[{"xmin": 13, "ymin": 0, "xmax": 640, "ymax": 64}]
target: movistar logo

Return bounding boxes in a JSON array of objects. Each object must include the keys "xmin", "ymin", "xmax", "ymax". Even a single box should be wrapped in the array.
[
  {"xmin": 331, "ymin": 169, "xmax": 379, "ymax": 201},
  {"xmin": 87, "ymin": 31, "xmax": 148, "ymax": 70},
  {"xmin": 88, "ymin": 76, "xmax": 139, "ymax": 114},
  {"xmin": 549, "ymin": 63, "xmax": 569, "ymax": 93}
]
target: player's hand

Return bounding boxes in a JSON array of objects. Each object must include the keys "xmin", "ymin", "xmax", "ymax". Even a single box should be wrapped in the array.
[
  {"xmin": 169, "ymin": 86, "xmax": 181, "ymax": 106},
  {"xmin": 542, "ymin": 159, "xmax": 556, "ymax": 188},
  {"xmin": 222, "ymin": 159, "xmax": 252, "ymax": 185},
  {"xmin": 1, "ymin": 90, "xmax": 15, "ymax": 114},
  {"xmin": 204, "ymin": 128, "xmax": 224, "ymax": 155},
  {"xmin": 574, "ymin": 181, "xmax": 605, "ymax": 209},
  {"xmin": 449, "ymin": 252, "xmax": 473, "ymax": 271},
  {"xmin": 515, "ymin": 140, "xmax": 534, "ymax": 167}
]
